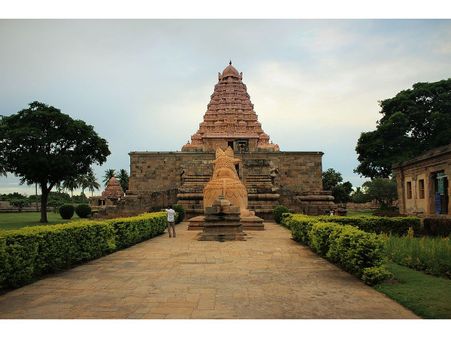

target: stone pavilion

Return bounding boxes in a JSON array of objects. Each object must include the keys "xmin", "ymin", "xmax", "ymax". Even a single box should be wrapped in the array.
[{"xmin": 119, "ymin": 62, "xmax": 334, "ymax": 218}]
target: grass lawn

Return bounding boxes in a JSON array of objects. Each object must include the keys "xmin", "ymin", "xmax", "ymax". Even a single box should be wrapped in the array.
[
  {"xmin": 346, "ymin": 209, "xmax": 374, "ymax": 217},
  {"xmin": 375, "ymin": 262, "xmax": 451, "ymax": 319},
  {"xmin": 0, "ymin": 212, "xmax": 79, "ymax": 231}
]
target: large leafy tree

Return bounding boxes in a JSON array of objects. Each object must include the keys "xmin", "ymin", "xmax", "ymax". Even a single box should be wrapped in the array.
[
  {"xmin": 322, "ymin": 168, "xmax": 353, "ymax": 204},
  {"xmin": 363, "ymin": 178, "xmax": 397, "ymax": 209},
  {"xmin": 351, "ymin": 186, "xmax": 372, "ymax": 203},
  {"xmin": 0, "ymin": 101, "xmax": 110, "ymax": 222},
  {"xmin": 355, "ymin": 79, "xmax": 451, "ymax": 178}
]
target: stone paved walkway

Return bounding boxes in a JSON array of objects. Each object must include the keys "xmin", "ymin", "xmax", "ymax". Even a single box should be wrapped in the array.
[{"xmin": 0, "ymin": 223, "xmax": 417, "ymax": 319}]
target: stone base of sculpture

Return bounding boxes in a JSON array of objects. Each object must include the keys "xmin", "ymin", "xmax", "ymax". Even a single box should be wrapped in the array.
[
  {"xmin": 197, "ymin": 196, "xmax": 246, "ymax": 241},
  {"xmin": 188, "ymin": 214, "xmax": 264, "ymax": 231}
]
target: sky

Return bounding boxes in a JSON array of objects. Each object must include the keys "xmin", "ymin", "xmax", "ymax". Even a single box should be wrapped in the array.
[{"xmin": 1, "ymin": 19, "xmax": 451, "ymax": 195}]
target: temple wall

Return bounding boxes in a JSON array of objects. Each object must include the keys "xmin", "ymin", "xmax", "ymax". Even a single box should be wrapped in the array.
[
  {"xmin": 129, "ymin": 151, "xmax": 323, "ymax": 192},
  {"xmin": 269, "ymin": 152, "xmax": 324, "ymax": 194},
  {"xmin": 127, "ymin": 151, "xmax": 325, "ymax": 215},
  {"xmin": 128, "ymin": 152, "xmax": 214, "ymax": 194}
]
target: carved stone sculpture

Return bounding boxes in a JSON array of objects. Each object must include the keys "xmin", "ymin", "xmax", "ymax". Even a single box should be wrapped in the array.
[{"xmin": 203, "ymin": 147, "xmax": 253, "ymax": 217}]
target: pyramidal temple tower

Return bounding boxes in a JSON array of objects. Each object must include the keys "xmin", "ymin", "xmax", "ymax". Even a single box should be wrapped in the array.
[
  {"xmin": 119, "ymin": 62, "xmax": 334, "ymax": 219},
  {"xmin": 182, "ymin": 61, "xmax": 279, "ymax": 153}
]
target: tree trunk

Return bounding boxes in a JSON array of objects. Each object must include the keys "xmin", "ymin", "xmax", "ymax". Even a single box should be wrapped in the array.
[
  {"xmin": 40, "ymin": 188, "xmax": 49, "ymax": 223},
  {"xmin": 35, "ymin": 183, "xmax": 39, "ymax": 211}
]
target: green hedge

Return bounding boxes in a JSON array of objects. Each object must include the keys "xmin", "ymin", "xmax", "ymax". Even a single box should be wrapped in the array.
[
  {"xmin": 0, "ymin": 212, "xmax": 166, "ymax": 290},
  {"xmin": 282, "ymin": 214, "xmax": 390, "ymax": 285},
  {"xmin": 108, "ymin": 212, "xmax": 167, "ymax": 249},
  {"xmin": 316, "ymin": 215, "xmax": 421, "ymax": 236},
  {"xmin": 283, "ymin": 214, "xmax": 316, "ymax": 245},
  {"xmin": 423, "ymin": 218, "xmax": 451, "ymax": 237},
  {"xmin": 273, "ymin": 205, "xmax": 290, "ymax": 224}
]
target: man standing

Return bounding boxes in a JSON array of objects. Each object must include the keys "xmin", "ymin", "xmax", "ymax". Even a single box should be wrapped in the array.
[{"xmin": 165, "ymin": 207, "xmax": 176, "ymax": 238}]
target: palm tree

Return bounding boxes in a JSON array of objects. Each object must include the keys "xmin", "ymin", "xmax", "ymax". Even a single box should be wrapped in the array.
[
  {"xmin": 84, "ymin": 169, "xmax": 100, "ymax": 197},
  {"xmin": 103, "ymin": 169, "xmax": 116, "ymax": 186},
  {"xmin": 77, "ymin": 174, "xmax": 88, "ymax": 195},
  {"xmin": 117, "ymin": 169, "xmax": 129, "ymax": 193},
  {"xmin": 62, "ymin": 177, "xmax": 79, "ymax": 198}
]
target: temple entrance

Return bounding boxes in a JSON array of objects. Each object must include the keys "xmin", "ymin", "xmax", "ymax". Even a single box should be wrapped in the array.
[
  {"xmin": 235, "ymin": 139, "xmax": 249, "ymax": 153},
  {"xmin": 432, "ymin": 171, "xmax": 448, "ymax": 214}
]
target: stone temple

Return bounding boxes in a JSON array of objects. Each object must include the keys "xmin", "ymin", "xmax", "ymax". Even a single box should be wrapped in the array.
[{"xmin": 119, "ymin": 62, "xmax": 334, "ymax": 218}]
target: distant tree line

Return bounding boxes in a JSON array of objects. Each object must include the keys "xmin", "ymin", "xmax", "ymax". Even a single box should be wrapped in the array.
[
  {"xmin": 322, "ymin": 168, "xmax": 397, "ymax": 209},
  {"xmin": 0, "ymin": 191, "xmax": 89, "ymax": 212}
]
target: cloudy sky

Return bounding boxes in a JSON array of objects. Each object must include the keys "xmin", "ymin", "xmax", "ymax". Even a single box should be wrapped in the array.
[{"xmin": 1, "ymin": 19, "xmax": 451, "ymax": 195}]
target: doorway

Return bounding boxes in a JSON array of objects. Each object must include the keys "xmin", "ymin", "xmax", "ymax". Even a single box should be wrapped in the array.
[{"xmin": 432, "ymin": 172, "xmax": 448, "ymax": 214}]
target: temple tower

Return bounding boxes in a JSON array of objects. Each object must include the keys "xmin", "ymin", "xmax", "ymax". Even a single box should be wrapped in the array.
[
  {"xmin": 182, "ymin": 61, "xmax": 279, "ymax": 153},
  {"xmin": 122, "ymin": 61, "xmax": 334, "ymax": 219}
]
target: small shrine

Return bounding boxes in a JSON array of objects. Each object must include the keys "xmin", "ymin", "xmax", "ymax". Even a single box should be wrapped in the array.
[{"xmin": 89, "ymin": 176, "xmax": 124, "ymax": 207}]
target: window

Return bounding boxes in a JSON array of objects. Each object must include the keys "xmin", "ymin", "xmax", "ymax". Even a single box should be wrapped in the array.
[
  {"xmin": 235, "ymin": 139, "xmax": 249, "ymax": 153},
  {"xmin": 406, "ymin": 181, "xmax": 412, "ymax": 199},
  {"xmin": 418, "ymin": 179, "xmax": 425, "ymax": 199}
]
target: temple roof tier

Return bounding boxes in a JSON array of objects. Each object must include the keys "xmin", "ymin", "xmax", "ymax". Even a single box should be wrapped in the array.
[{"xmin": 182, "ymin": 62, "xmax": 279, "ymax": 153}]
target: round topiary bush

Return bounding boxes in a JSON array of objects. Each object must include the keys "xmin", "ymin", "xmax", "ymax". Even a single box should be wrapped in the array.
[
  {"xmin": 172, "ymin": 204, "xmax": 185, "ymax": 224},
  {"xmin": 59, "ymin": 204, "xmax": 75, "ymax": 220},
  {"xmin": 75, "ymin": 204, "xmax": 92, "ymax": 218},
  {"xmin": 273, "ymin": 205, "xmax": 290, "ymax": 224}
]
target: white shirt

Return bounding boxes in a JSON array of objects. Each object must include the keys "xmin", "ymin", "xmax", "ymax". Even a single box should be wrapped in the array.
[{"xmin": 165, "ymin": 208, "xmax": 176, "ymax": 222}]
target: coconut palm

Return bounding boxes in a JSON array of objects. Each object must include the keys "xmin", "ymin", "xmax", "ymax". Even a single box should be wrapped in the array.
[
  {"xmin": 117, "ymin": 169, "xmax": 129, "ymax": 193},
  {"xmin": 84, "ymin": 169, "xmax": 101, "ymax": 197},
  {"xmin": 103, "ymin": 169, "xmax": 116, "ymax": 186},
  {"xmin": 62, "ymin": 177, "xmax": 79, "ymax": 197}
]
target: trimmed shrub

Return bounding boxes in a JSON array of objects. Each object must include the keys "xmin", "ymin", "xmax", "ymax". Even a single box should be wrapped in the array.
[
  {"xmin": 59, "ymin": 204, "xmax": 75, "ymax": 219},
  {"xmin": 423, "ymin": 218, "xmax": 451, "ymax": 237},
  {"xmin": 75, "ymin": 204, "xmax": 91, "ymax": 218},
  {"xmin": 107, "ymin": 212, "xmax": 167, "ymax": 249},
  {"xmin": 0, "ymin": 220, "xmax": 115, "ymax": 289},
  {"xmin": 273, "ymin": 205, "xmax": 290, "ymax": 224},
  {"xmin": 361, "ymin": 266, "xmax": 393, "ymax": 286},
  {"xmin": 280, "ymin": 212, "xmax": 293, "ymax": 227},
  {"xmin": 372, "ymin": 208, "xmax": 400, "ymax": 217},
  {"xmin": 172, "ymin": 204, "xmax": 185, "ymax": 224},
  {"xmin": 283, "ymin": 214, "xmax": 388, "ymax": 284},
  {"xmin": 317, "ymin": 215, "xmax": 421, "ymax": 236},
  {"xmin": 327, "ymin": 225, "xmax": 385, "ymax": 276},
  {"xmin": 0, "ymin": 212, "xmax": 166, "ymax": 291},
  {"xmin": 309, "ymin": 222, "xmax": 339, "ymax": 256},
  {"xmin": 282, "ymin": 214, "xmax": 317, "ymax": 245}
]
